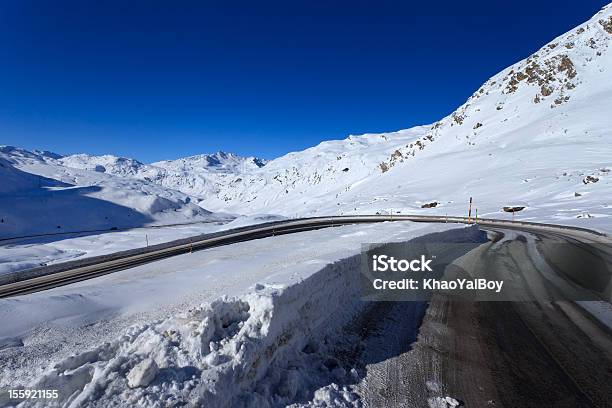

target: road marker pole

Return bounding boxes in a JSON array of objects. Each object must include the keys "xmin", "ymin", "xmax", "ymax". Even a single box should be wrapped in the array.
[
  {"xmin": 475, "ymin": 208, "xmax": 478, "ymax": 223},
  {"xmin": 468, "ymin": 197, "xmax": 473, "ymax": 224},
  {"xmin": 145, "ymin": 234, "xmax": 148, "ymax": 247}
]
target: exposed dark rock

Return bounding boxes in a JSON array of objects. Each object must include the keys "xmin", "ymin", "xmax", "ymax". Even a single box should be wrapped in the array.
[
  {"xmin": 558, "ymin": 55, "xmax": 577, "ymax": 79},
  {"xmin": 421, "ymin": 201, "xmax": 438, "ymax": 209},
  {"xmin": 452, "ymin": 113, "xmax": 464, "ymax": 125},
  {"xmin": 541, "ymin": 85, "xmax": 553, "ymax": 96},
  {"xmin": 599, "ymin": 16, "xmax": 612, "ymax": 34}
]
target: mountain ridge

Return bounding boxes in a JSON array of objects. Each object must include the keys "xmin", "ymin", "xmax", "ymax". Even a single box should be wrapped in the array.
[{"xmin": 2, "ymin": 4, "xmax": 611, "ymax": 233}]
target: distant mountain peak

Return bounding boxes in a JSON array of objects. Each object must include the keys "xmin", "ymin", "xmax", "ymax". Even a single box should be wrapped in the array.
[
  {"xmin": 153, "ymin": 151, "xmax": 267, "ymax": 170},
  {"xmin": 0, "ymin": 145, "xmax": 64, "ymax": 163}
]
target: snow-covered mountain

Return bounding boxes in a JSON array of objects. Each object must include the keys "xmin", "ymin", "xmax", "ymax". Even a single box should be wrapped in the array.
[
  {"xmin": 191, "ymin": 4, "xmax": 611, "ymax": 230},
  {"xmin": 58, "ymin": 151, "xmax": 266, "ymax": 201},
  {"xmin": 146, "ymin": 152, "xmax": 266, "ymax": 199},
  {"xmin": 152, "ymin": 151, "xmax": 266, "ymax": 174},
  {"xmin": 2, "ymin": 5, "xmax": 612, "ymax": 236},
  {"xmin": 58, "ymin": 153, "xmax": 147, "ymax": 177},
  {"xmin": 0, "ymin": 147, "xmax": 222, "ymax": 238}
]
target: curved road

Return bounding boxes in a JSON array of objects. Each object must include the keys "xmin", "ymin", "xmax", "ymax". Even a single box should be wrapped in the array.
[
  {"xmin": 0, "ymin": 216, "xmax": 611, "ymax": 407},
  {"xmin": 0, "ymin": 214, "xmax": 609, "ymax": 298},
  {"xmin": 355, "ymin": 226, "xmax": 612, "ymax": 408}
]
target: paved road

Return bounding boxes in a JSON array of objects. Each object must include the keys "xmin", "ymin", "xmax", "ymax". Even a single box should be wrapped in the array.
[
  {"xmin": 1, "ymin": 215, "xmax": 608, "ymax": 298},
  {"xmin": 355, "ymin": 227, "xmax": 612, "ymax": 408}
]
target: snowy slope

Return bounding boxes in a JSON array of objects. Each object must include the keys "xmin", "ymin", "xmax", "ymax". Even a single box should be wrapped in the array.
[
  {"xmin": 0, "ymin": 147, "xmax": 222, "ymax": 238},
  {"xmin": 0, "ymin": 158, "xmax": 52, "ymax": 195},
  {"xmin": 193, "ymin": 5, "xmax": 612, "ymax": 231}
]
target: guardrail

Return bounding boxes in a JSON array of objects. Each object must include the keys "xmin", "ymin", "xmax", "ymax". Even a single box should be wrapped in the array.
[{"xmin": 0, "ymin": 215, "xmax": 608, "ymax": 298}]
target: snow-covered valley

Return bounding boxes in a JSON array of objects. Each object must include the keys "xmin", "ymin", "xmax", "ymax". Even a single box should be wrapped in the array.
[
  {"xmin": 2, "ymin": 5, "xmax": 612, "ymax": 269},
  {"xmin": 0, "ymin": 146, "xmax": 226, "ymax": 239}
]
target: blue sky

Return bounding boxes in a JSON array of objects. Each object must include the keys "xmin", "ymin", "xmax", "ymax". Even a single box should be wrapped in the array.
[{"xmin": 0, "ymin": 0, "xmax": 608, "ymax": 162}]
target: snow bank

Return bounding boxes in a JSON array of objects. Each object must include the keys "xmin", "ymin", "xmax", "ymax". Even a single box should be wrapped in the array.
[
  {"xmin": 17, "ymin": 254, "xmax": 366, "ymax": 407},
  {"xmin": 10, "ymin": 225, "xmax": 485, "ymax": 407}
]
